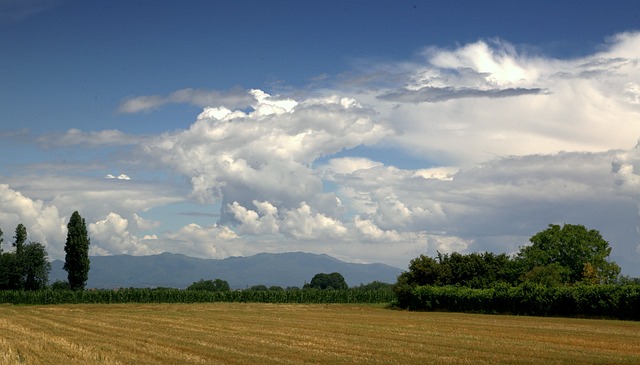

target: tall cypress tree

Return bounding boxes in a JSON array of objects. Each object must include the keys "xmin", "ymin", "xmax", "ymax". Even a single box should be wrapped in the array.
[
  {"xmin": 0, "ymin": 227, "xmax": 4, "ymax": 253},
  {"xmin": 64, "ymin": 211, "xmax": 90, "ymax": 290}
]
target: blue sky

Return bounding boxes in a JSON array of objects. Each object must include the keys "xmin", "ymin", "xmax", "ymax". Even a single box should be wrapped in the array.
[{"xmin": 2, "ymin": 0, "xmax": 640, "ymax": 276}]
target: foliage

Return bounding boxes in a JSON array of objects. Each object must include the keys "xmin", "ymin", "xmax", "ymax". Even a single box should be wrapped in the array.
[
  {"xmin": 396, "ymin": 252, "xmax": 519, "ymax": 289},
  {"xmin": 521, "ymin": 263, "xmax": 570, "ymax": 286},
  {"xmin": 64, "ymin": 211, "xmax": 91, "ymax": 290},
  {"xmin": 247, "ymin": 284, "xmax": 284, "ymax": 291},
  {"xmin": 396, "ymin": 255, "xmax": 445, "ymax": 287},
  {"xmin": 304, "ymin": 272, "xmax": 348, "ymax": 290},
  {"xmin": 20, "ymin": 241, "xmax": 51, "ymax": 290},
  {"xmin": 0, "ymin": 287, "xmax": 395, "ymax": 305},
  {"xmin": 397, "ymin": 224, "xmax": 621, "ymax": 292},
  {"xmin": 516, "ymin": 224, "xmax": 621, "ymax": 284},
  {"xmin": 392, "ymin": 223, "xmax": 632, "ymax": 319},
  {"xmin": 13, "ymin": 223, "xmax": 27, "ymax": 253},
  {"xmin": 187, "ymin": 279, "xmax": 231, "ymax": 292},
  {"xmin": 0, "ymin": 228, "xmax": 3, "ymax": 253},
  {"xmin": 0, "ymin": 252, "xmax": 22, "ymax": 290},
  {"xmin": 393, "ymin": 283, "xmax": 640, "ymax": 321},
  {"xmin": 0, "ymin": 224, "xmax": 50, "ymax": 290}
]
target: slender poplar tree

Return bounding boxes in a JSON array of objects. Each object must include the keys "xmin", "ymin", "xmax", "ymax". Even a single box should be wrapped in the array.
[
  {"xmin": 0, "ymin": 227, "xmax": 4, "ymax": 253},
  {"xmin": 13, "ymin": 223, "xmax": 27, "ymax": 254},
  {"xmin": 64, "ymin": 211, "xmax": 90, "ymax": 290}
]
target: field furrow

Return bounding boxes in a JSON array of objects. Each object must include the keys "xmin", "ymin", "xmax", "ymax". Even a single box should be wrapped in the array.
[{"xmin": 0, "ymin": 303, "xmax": 638, "ymax": 364}]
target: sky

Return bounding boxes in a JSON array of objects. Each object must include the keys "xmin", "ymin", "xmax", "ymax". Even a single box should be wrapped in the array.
[{"xmin": 1, "ymin": 0, "xmax": 640, "ymax": 276}]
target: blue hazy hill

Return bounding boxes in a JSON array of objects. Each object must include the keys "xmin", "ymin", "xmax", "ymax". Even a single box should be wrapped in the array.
[{"xmin": 49, "ymin": 252, "xmax": 403, "ymax": 289}]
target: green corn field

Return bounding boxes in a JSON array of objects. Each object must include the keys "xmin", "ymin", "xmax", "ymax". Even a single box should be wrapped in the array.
[{"xmin": 0, "ymin": 288, "xmax": 396, "ymax": 305}]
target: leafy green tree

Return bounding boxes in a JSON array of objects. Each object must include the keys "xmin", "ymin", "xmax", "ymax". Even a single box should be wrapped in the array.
[
  {"xmin": 64, "ymin": 211, "xmax": 91, "ymax": 290},
  {"xmin": 396, "ymin": 255, "xmax": 448, "ymax": 287},
  {"xmin": 7, "ymin": 224, "xmax": 30, "ymax": 289},
  {"xmin": 49, "ymin": 280, "xmax": 71, "ymax": 290},
  {"xmin": 13, "ymin": 223, "xmax": 27, "ymax": 253},
  {"xmin": 442, "ymin": 252, "xmax": 520, "ymax": 288},
  {"xmin": 248, "ymin": 284, "xmax": 268, "ymax": 291},
  {"xmin": 186, "ymin": 279, "xmax": 230, "ymax": 291},
  {"xmin": 521, "ymin": 263, "xmax": 570, "ymax": 286},
  {"xmin": 516, "ymin": 224, "xmax": 621, "ymax": 284},
  {"xmin": 20, "ymin": 241, "xmax": 51, "ymax": 290},
  {"xmin": 0, "ymin": 224, "xmax": 51, "ymax": 290},
  {"xmin": 0, "ymin": 226, "xmax": 18, "ymax": 289},
  {"xmin": 305, "ymin": 272, "xmax": 348, "ymax": 290},
  {"xmin": 397, "ymin": 252, "xmax": 519, "ymax": 289},
  {"xmin": 0, "ymin": 252, "xmax": 21, "ymax": 290}
]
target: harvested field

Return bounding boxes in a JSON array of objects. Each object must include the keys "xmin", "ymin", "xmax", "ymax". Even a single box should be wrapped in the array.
[{"xmin": 1, "ymin": 303, "xmax": 639, "ymax": 364}]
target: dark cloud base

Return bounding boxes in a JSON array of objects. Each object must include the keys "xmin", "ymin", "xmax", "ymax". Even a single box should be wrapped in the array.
[{"xmin": 379, "ymin": 86, "xmax": 548, "ymax": 103}]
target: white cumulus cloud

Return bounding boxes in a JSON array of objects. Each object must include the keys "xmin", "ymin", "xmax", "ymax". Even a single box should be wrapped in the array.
[
  {"xmin": 4, "ymin": 32, "xmax": 640, "ymax": 273},
  {"xmin": 161, "ymin": 223, "xmax": 240, "ymax": 259},
  {"xmin": 143, "ymin": 89, "xmax": 392, "ymax": 219},
  {"xmin": 105, "ymin": 174, "xmax": 131, "ymax": 180},
  {"xmin": 281, "ymin": 202, "xmax": 348, "ymax": 240},
  {"xmin": 350, "ymin": 34, "xmax": 640, "ymax": 166},
  {"xmin": 88, "ymin": 212, "xmax": 154, "ymax": 256},
  {"xmin": 0, "ymin": 184, "xmax": 67, "ymax": 257}
]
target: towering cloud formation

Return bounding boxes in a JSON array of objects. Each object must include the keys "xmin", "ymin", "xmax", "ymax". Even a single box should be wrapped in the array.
[
  {"xmin": 2, "ymin": 33, "xmax": 640, "ymax": 270},
  {"xmin": 143, "ymin": 90, "xmax": 391, "ymax": 220},
  {"xmin": 363, "ymin": 35, "xmax": 640, "ymax": 166}
]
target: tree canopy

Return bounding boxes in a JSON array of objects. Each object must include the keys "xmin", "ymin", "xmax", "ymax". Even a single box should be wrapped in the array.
[
  {"xmin": 516, "ymin": 223, "xmax": 620, "ymax": 284},
  {"xmin": 64, "ymin": 211, "xmax": 91, "ymax": 290},
  {"xmin": 305, "ymin": 272, "xmax": 348, "ymax": 290},
  {"xmin": 396, "ymin": 252, "xmax": 519, "ymax": 289},
  {"xmin": 13, "ymin": 223, "xmax": 27, "ymax": 253},
  {"xmin": 0, "ymin": 224, "xmax": 50, "ymax": 290},
  {"xmin": 21, "ymin": 241, "xmax": 51, "ymax": 290},
  {"xmin": 396, "ymin": 223, "xmax": 622, "ymax": 290},
  {"xmin": 187, "ymin": 279, "xmax": 231, "ymax": 291}
]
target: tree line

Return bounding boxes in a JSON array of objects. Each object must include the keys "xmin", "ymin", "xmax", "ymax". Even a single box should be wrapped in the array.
[
  {"xmin": 396, "ymin": 223, "xmax": 623, "ymax": 291},
  {"xmin": 185, "ymin": 273, "xmax": 391, "ymax": 292},
  {"xmin": 393, "ymin": 223, "xmax": 640, "ymax": 319},
  {"xmin": 0, "ymin": 211, "xmax": 90, "ymax": 291}
]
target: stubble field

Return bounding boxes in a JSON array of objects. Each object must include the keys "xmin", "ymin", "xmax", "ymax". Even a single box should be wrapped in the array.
[{"xmin": 1, "ymin": 303, "xmax": 639, "ymax": 364}]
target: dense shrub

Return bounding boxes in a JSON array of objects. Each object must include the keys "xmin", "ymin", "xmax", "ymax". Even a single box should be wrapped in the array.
[
  {"xmin": 393, "ymin": 283, "xmax": 640, "ymax": 320},
  {"xmin": 186, "ymin": 279, "xmax": 231, "ymax": 291}
]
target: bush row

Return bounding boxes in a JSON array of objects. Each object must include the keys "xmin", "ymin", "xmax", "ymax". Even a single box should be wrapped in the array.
[
  {"xmin": 0, "ymin": 288, "xmax": 395, "ymax": 305},
  {"xmin": 394, "ymin": 283, "xmax": 640, "ymax": 320}
]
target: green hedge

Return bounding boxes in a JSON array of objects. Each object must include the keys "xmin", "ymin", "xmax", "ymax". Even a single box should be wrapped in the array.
[
  {"xmin": 394, "ymin": 283, "xmax": 640, "ymax": 320},
  {"xmin": 0, "ymin": 288, "xmax": 395, "ymax": 305}
]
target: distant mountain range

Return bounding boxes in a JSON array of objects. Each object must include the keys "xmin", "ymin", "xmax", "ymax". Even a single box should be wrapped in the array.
[{"xmin": 48, "ymin": 252, "xmax": 404, "ymax": 289}]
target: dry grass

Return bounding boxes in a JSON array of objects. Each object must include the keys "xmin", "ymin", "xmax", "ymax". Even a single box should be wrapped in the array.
[{"xmin": 1, "ymin": 303, "xmax": 639, "ymax": 364}]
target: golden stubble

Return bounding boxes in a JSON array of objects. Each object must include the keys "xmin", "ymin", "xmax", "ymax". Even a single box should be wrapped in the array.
[{"xmin": 1, "ymin": 303, "xmax": 639, "ymax": 364}]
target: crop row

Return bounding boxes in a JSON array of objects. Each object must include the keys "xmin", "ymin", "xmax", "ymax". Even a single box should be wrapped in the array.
[
  {"xmin": 394, "ymin": 283, "xmax": 640, "ymax": 320},
  {"xmin": 0, "ymin": 288, "xmax": 395, "ymax": 305}
]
